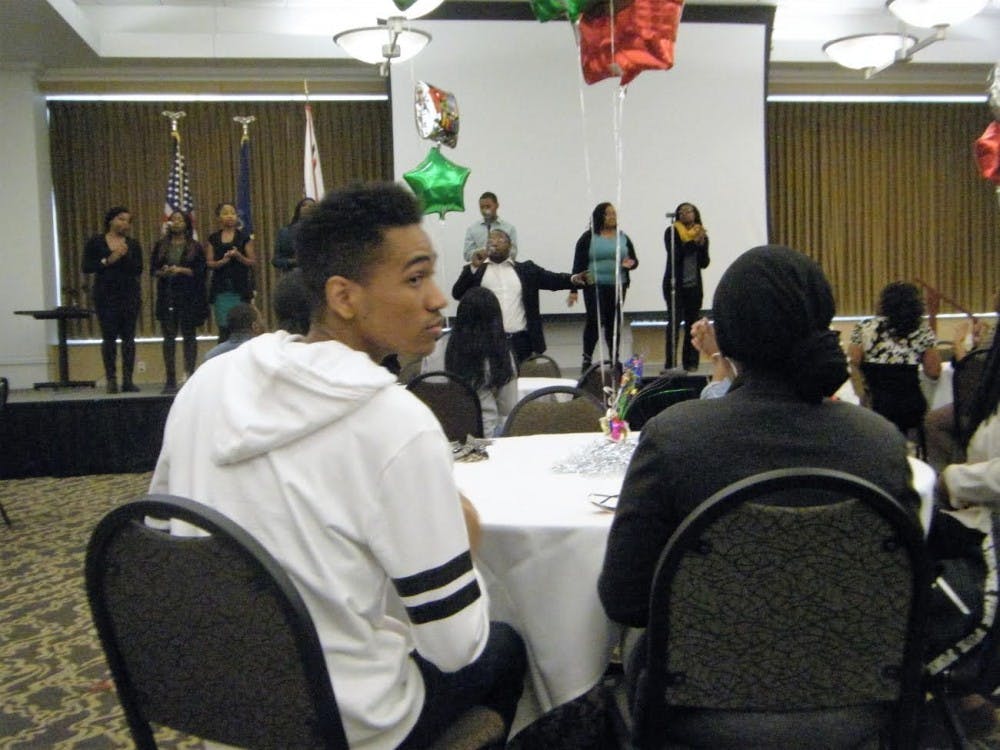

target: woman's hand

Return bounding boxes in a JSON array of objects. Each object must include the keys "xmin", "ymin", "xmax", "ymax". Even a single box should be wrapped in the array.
[
  {"xmin": 566, "ymin": 290, "xmax": 579, "ymax": 307},
  {"xmin": 621, "ymin": 257, "xmax": 636, "ymax": 270}
]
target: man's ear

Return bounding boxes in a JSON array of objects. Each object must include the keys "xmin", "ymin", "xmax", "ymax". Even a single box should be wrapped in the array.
[{"xmin": 324, "ymin": 275, "xmax": 358, "ymax": 320}]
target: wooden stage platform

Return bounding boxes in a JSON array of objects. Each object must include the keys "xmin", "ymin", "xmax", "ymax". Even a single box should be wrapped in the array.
[{"xmin": 0, "ymin": 385, "xmax": 173, "ymax": 479}]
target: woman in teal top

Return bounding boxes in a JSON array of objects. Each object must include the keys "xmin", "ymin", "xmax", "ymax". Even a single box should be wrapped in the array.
[{"xmin": 571, "ymin": 202, "xmax": 638, "ymax": 368}]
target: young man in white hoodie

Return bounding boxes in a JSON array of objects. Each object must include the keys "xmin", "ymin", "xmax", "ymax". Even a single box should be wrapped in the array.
[{"xmin": 150, "ymin": 182, "xmax": 526, "ymax": 749}]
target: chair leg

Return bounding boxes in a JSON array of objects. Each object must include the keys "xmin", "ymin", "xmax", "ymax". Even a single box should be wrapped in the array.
[{"xmin": 0, "ymin": 501, "xmax": 10, "ymax": 527}]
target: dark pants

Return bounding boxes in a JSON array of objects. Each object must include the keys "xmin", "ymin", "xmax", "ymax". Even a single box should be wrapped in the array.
[
  {"xmin": 160, "ymin": 313, "xmax": 198, "ymax": 384},
  {"xmin": 398, "ymin": 621, "xmax": 527, "ymax": 749},
  {"xmin": 664, "ymin": 287, "xmax": 702, "ymax": 370},
  {"xmin": 97, "ymin": 301, "xmax": 138, "ymax": 385},
  {"xmin": 507, "ymin": 331, "xmax": 533, "ymax": 365},
  {"xmin": 582, "ymin": 284, "xmax": 625, "ymax": 366}
]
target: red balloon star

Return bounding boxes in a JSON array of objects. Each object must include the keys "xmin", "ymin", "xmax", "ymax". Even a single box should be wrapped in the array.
[{"xmin": 579, "ymin": 0, "xmax": 685, "ymax": 86}]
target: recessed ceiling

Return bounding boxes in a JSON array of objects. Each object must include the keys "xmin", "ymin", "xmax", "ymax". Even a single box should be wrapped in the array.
[{"xmin": 2, "ymin": 1, "xmax": 998, "ymax": 92}]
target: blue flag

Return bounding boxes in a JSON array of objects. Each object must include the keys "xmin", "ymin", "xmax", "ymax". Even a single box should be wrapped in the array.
[{"xmin": 236, "ymin": 133, "xmax": 253, "ymax": 238}]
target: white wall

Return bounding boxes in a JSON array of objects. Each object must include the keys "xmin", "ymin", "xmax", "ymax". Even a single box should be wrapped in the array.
[{"xmin": 0, "ymin": 69, "xmax": 55, "ymax": 389}]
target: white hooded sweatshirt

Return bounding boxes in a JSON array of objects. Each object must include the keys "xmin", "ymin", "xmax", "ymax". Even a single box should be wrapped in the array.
[{"xmin": 150, "ymin": 331, "xmax": 491, "ymax": 749}]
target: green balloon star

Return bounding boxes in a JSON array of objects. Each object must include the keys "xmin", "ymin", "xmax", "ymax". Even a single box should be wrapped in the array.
[
  {"xmin": 403, "ymin": 147, "xmax": 471, "ymax": 219},
  {"xmin": 529, "ymin": 0, "xmax": 599, "ymax": 22}
]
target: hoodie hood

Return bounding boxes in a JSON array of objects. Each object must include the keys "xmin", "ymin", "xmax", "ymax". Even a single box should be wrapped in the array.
[{"xmin": 206, "ymin": 331, "xmax": 397, "ymax": 465}]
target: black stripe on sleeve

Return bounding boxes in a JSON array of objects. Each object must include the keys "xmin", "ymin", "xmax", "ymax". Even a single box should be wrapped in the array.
[
  {"xmin": 393, "ymin": 551, "xmax": 474, "ymax": 598},
  {"xmin": 405, "ymin": 580, "xmax": 482, "ymax": 624}
]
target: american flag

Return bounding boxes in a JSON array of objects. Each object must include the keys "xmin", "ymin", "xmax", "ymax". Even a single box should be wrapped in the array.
[
  {"xmin": 303, "ymin": 103, "xmax": 325, "ymax": 200},
  {"xmin": 163, "ymin": 129, "xmax": 196, "ymax": 232}
]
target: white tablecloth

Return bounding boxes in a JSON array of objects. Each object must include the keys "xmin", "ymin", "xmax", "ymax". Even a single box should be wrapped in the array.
[
  {"xmin": 516, "ymin": 377, "xmax": 579, "ymax": 403},
  {"xmin": 454, "ymin": 433, "xmax": 937, "ymax": 721}
]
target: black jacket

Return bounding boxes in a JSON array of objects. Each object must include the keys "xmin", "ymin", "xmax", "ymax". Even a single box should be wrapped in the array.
[{"xmin": 452, "ymin": 260, "xmax": 579, "ymax": 355}]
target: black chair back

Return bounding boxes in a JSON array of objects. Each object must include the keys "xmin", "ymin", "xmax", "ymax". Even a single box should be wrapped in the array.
[
  {"xmin": 953, "ymin": 347, "xmax": 991, "ymax": 447},
  {"xmin": 518, "ymin": 354, "xmax": 562, "ymax": 378},
  {"xmin": 85, "ymin": 494, "xmax": 349, "ymax": 750},
  {"xmin": 634, "ymin": 468, "xmax": 929, "ymax": 749},
  {"xmin": 576, "ymin": 361, "xmax": 620, "ymax": 406},
  {"xmin": 624, "ymin": 374, "xmax": 706, "ymax": 430},
  {"xmin": 501, "ymin": 386, "xmax": 604, "ymax": 437},
  {"xmin": 407, "ymin": 370, "xmax": 484, "ymax": 441},
  {"xmin": 859, "ymin": 361, "xmax": 927, "ymax": 433},
  {"xmin": 0, "ymin": 376, "xmax": 8, "ymax": 408}
]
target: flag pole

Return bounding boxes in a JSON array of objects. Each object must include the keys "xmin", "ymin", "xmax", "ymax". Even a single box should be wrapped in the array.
[
  {"xmin": 162, "ymin": 110, "xmax": 187, "ymax": 211},
  {"xmin": 233, "ymin": 115, "xmax": 256, "ymax": 239}
]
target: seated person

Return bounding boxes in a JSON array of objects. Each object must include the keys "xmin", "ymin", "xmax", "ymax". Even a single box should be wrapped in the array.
[
  {"xmin": 689, "ymin": 316, "xmax": 734, "ymax": 399},
  {"xmin": 926, "ymin": 292, "xmax": 998, "ymax": 471},
  {"xmin": 446, "ymin": 287, "xmax": 518, "ymax": 437},
  {"xmin": 203, "ymin": 302, "xmax": 262, "ymax": 361},
  {"xmin": 453, "ymin": 228, "xmax": 588, "ymax": 364},
  {"xmin": 272, "ymin": 268, "xmax": 311, "ymax": 335},
  {"xmin": 847, "ymin": 281, "xmax": 941, "ymax": 436},
  {"xmin": 940, "ymin": 358, "xmax": 1000, "ymax": 510},
  {"xmin": 151, "ymin": 182, "xmax": 526, "ymax": 749},
  {"xmin": 598, "ymin": 245, "xmax": 916, "ymax": 741}
]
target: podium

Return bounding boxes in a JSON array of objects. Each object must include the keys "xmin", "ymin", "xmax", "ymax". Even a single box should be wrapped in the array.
[{"xmin": 15, "ymin": 307, "xmax": 96, "ymax": 389}]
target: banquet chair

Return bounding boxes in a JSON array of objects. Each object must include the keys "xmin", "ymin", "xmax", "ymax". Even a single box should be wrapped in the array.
[
  {"xmin": 626, "ymin": 468, "xmax": 930, "ymax": 750},
  {"xmin": 85, "ymin": 494, "xmax": 351, "ymax": 749},
  {"xmin": 407, "ymin": 370, "xmax": 484, "ymax": 441},
  {"xmin": 0, "ymin": 376, "xmax": 10, "ymax": 525},
  {"xmin": 859, "ymin": 361, "xmax": 928, "ymax": 457},
  {"xmin": 500, "ymin": 385, "xmax": 603, "ymax": 437},
  {"xmin": 622, "ymin": 374, "xmax": 706, "ymax": 431},
  {"xmin": 86, "ymin": 495, "xmax": 507, "ymax": 750},
  {"xmin": 518, "ymin": 354, "xmax": 562, "ymax": 378},
  {"xmin": 576, "ymin": 361, "xmax": 620, "ymax": 406},
  {"xmin": 953, "ymin": 347, "xmax": 991, "ymax": 448}
]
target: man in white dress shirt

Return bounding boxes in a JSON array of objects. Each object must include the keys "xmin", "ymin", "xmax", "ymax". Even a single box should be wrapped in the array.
[
  {"xmin": 453, "ymin": 228, "xmax": 588, "ymax": 364},
  {"xmin": 463, "ymin": 192, "xmax": 518, "ymax": 262}
]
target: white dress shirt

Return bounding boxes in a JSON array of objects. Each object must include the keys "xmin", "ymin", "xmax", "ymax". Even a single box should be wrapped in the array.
[{"xmin": 480, "ymin": 260, "xmax": 527, "ymax": 334}]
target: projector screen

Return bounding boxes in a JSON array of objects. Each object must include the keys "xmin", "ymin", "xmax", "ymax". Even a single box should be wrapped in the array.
[{"xmin": 392, "ymin": 14, "xmax": 770, "ymax": 316}]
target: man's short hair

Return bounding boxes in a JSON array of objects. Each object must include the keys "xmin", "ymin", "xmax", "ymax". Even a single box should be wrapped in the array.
[
  {"xmin": 295, "ymin": 182, "xmax": 423, "ymax": 320},
  {"xmin": 226, "ymin": 303, "xmax": 260, "ymax": 335},
  {"xmin": 479, "ymin": 191, "xmax": 498, "ymax": 204}
]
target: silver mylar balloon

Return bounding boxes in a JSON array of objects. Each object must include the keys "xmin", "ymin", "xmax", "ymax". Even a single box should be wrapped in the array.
[
  {"xmin": 414, "ymin": 81, "xmax": 459, "ymax": 149},
  {"xmin": 989, "ymin": 63, "xmax": 1000, "ymax": 121}
]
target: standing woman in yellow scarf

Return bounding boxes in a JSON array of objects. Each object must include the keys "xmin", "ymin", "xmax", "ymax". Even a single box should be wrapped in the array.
[{"xmin": 663, "ymin": 202, "xmax": 710, "ymax": 371}]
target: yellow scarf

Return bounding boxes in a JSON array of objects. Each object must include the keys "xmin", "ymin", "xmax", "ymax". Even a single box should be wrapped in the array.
[{"xmin": 674, "ymin": 221, "xmax": 702, "ymax": 244}]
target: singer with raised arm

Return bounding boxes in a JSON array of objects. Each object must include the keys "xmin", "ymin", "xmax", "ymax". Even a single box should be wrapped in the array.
[
  {"xmin": 463, "ymin": 191, "xmax": 518, "ymax": 262},
  {"xmin": 663, "ymin": 202, "xmax": 710, "ymax": 371}
]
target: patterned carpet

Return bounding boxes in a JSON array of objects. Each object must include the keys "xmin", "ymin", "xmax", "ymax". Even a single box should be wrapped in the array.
[
  {"xmin": 0, "ymin": 472, "xmax": 200, "ymax": 749},
  {"xmin": 4, "ymin": 471, "xmax": 1000, "ymax": 749}
]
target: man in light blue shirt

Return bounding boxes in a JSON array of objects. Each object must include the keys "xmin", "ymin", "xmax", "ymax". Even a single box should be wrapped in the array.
[{"xmin": 463, "ymin": 192, "xmax": 518, "ymax": 262}]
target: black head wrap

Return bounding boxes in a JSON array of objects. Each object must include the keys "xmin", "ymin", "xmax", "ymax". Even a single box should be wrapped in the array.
[{"xmin": 713, "ymin": 245, "xmax": 847, "ymax": 403}]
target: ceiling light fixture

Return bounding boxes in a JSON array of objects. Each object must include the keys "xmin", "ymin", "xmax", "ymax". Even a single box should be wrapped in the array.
[
  {"xmin": 334, "ymin": 16, "xmax": 431, "ymax": 77},
  {"xmin": 823, "ymin": 0, "xmax": 990, "ymax": 78},
  {"xmin": 886, "ymin": 0, "xmax": 989, "ymax": 29}
]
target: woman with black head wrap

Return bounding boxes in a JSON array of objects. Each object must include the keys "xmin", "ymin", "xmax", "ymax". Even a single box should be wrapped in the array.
[{"xmin": 598, "ymin": 247, "xmax": 919, "ymax": 728}]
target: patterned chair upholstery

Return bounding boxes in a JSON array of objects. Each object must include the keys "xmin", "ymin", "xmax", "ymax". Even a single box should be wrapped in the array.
[
  {"xmin": 407, "ymin": 370, "xmax": 484, "ymax": 441},
  {"xmin": 500, "ymin": 386, "xmax": 604, "ymax": 437},
  {"xmin": 631, "ymin": 468, "xmax": 930, "ymax": 750},
  {"xmin": 518, "ymin": 354, "xmax": 562, "ymax": 378}
]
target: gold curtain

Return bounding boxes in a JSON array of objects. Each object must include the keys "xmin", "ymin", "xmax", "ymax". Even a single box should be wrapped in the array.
[
  {"xmin": 767, "ymin": 101, "xmax": 999, "ymax": 316},
  {"xmin": 48, "ymin": 100, "xmax": 392, "ymax": 337}
]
